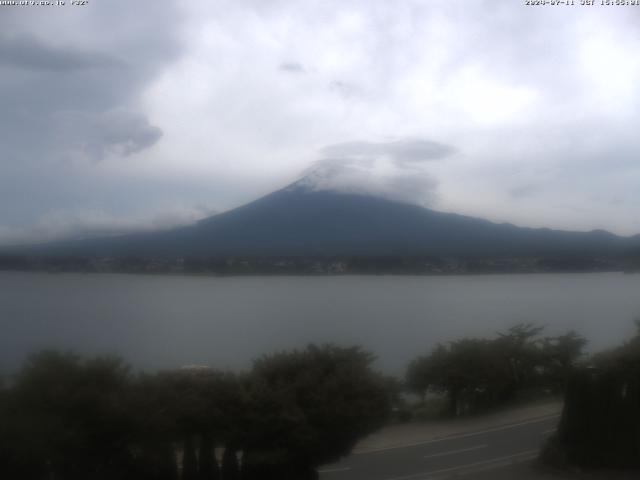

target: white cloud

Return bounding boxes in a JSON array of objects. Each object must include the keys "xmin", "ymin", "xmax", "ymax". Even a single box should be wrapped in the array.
[
  {"xmin": 0, "ymin": 205, "xmax": 217, "ymax": 246},
  {"xmin": 2, "ymin": 0, "xmax": 640, "ymax": 243},
  {"xmin": 298, "ymin": 139, "xmax": 445, "ymax": 206}
]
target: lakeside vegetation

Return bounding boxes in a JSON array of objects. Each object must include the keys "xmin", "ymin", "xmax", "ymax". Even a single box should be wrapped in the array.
[
  {"xmin": 1, "ymin": 252, "xmax": 638, "ymax": 275},
  {"xmin": 542, "ymin": 322, "xmax": 640, "ymax": 469},
  {"xmin": 2, "ymin": 323, "xmax": 639, "ymax": 478},
  {"xmin": 0, "ymin": 346, "xmax": 392, "ymax": 480},
  {"xmin": 405, "ymin": 323, "xmax": 586, "ymax": 418}
]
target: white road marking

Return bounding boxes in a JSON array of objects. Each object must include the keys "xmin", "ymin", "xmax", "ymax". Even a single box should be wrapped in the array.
[
  {"xmin": 383, "ymin": 449, "xmax": 538, "ymax": 480},
  {"xmin": 357, "ymin": 414, "xmax": 560, "ymax": 455},
  {"xmin": 541, "ymin": 428, "xmax": 556, "ymax": 435},
  {"xmin": 423, "ymin": 444, "xmax": 488, "ymax": 459},
  {"xmin": 318, "ymin": 467, "xmax": 352, "ymax": 474}
]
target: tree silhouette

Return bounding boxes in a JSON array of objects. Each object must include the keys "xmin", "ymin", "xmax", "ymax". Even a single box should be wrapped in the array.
[
  {"xmin": 198, "ymin": 433, "xmax": 218, "ymax": 480},
  {"xmin": 5, "ymin": 351, "xmax": 135, "ymax": 479},
  {"xmin": 0, "ymin": 345, "xmax": 391, "ymax": 479},
  {"xmin": 544, "ymin": 323, "xmax": 640, "ymax": 468},
  {"xmin": 221, "ymin": 447, "xmax": 239, "ymax": 480},
  {"xmin": 242, "ymin": 344, "xmax": 391, "ymax": 477},
  {"xmin": 406, "ymin": 324, "xmax": 585, "ymax": 416}
]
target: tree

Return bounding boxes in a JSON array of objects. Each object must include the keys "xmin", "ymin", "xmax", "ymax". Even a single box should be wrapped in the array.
[
  {"xmin": 221, "ymin": 447, "xmax": 239, "ymax": 480},
  {"xmin": 406, "ymin": 344, "xmax": 448, "ymax": 401},
  {"xmin": 592, "ymin": 318, "xmax": 640, "ymax": 373},
  {"xmin": 198, "ymin": 433, "xmax": 218, "ymax": 480},
  {"xmin": 407, "ymin": 338, "xmax": 515, "ymax": 416},
  {"xmin": 128, "ymin": 368, "xmax": 244, "ymax": 480},
  {"xmin": 496, "ymin": 323, "xmax": 546, "ymax": 391},
  {"xmin": 540, "ymin": 330, "xmax": 587, "ymax": 391},
  {"xmin": 406, "ymin": 324, "xmax": 581, "ymax": 416},
  {"xmin": 183, "ymin": 435, "xmax": 198, "ymax": 480},
  {"xmin": 7, "ymin": 351, "xmax": 135, "ymax": 480},
  {"xmin": 241, "ymin": 344, "xmax": 391, "ymax": 478},
  {"xmin": 0, "ymin": 346, "xmax": 391, "ymax": 479},
  {"xmin": 543, "ymin": 323, "xmax": 640, "ymax": 469}
]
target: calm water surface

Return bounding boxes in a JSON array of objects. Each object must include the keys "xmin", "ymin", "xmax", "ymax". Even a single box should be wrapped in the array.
[{"xmin": 1, "ymin": 272, "xmax": 639, "ymax": 375}]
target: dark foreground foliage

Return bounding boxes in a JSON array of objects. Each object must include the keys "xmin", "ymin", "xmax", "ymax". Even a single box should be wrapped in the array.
[
  {"xmin": 542, "ymin": 322, "xmax": 640, "ymax": 469},
  {"xmin": 0, "ymin": 345, "xmax": 391, "ymax": 480},
  {"xmin": 405, "ymin": 323, "xmax": 586, "ymax": 416}
]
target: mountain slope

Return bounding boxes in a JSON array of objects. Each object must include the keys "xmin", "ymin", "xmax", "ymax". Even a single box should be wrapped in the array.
[{"xmin": 13, "ymin": 183, "xmax": 640, "ymax": 258}]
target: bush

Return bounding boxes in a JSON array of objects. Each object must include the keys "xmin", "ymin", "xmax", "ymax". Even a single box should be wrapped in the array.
[
  {"xmin": 406, "ymin": 324, "xmax": 586, "ymax": 417},
  {"xmin": 0, "ymin": 344, "xmax": 392, "ymax": 479},
  {"xmin": 241, "ymin": 344, "xmax": 392, "ymax": 475}
]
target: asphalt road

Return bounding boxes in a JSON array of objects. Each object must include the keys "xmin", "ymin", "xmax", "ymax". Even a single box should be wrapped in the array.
[{"xmin": 318, "ymin": 414, "xmax": 560, "ymax": 480}]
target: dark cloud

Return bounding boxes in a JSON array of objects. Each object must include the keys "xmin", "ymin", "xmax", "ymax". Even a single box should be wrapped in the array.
[
  {"xmin": 0, "ymin": 34, "xmax": 123, "ymax": 71},
  {"xmin": 53, "ymin": 109, "xmax": 163, "ymax": 161},
  {"xmin": 279, "ymin": 61, "xmax": 305, "ymax": 73},
  {"xmin": 0, "ymin": 0, "xmax": 185, "ymax": 242},
  {"xmin": 0, "ymin": 1, "xmax": 182, "ymax": 167}
]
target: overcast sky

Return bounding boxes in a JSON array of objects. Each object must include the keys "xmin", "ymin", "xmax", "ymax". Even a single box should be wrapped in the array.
[{"xmin": 1, "ymin": 0, "xmax": 640, "ymax": 244}]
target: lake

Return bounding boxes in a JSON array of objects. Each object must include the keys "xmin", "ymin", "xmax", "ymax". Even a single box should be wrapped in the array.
[{"xmin": 1, "ymin": 271, "xmax": 639, "ymax": 376}]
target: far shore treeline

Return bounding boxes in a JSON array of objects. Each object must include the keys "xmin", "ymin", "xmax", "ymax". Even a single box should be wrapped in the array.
[
  {"xmin": 1, "ymin": 323, "xmax": 640, "ymax": 478},
  {"xmin": 1, "ymin": 252, "xmax": 640, "ymax": 275}
]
